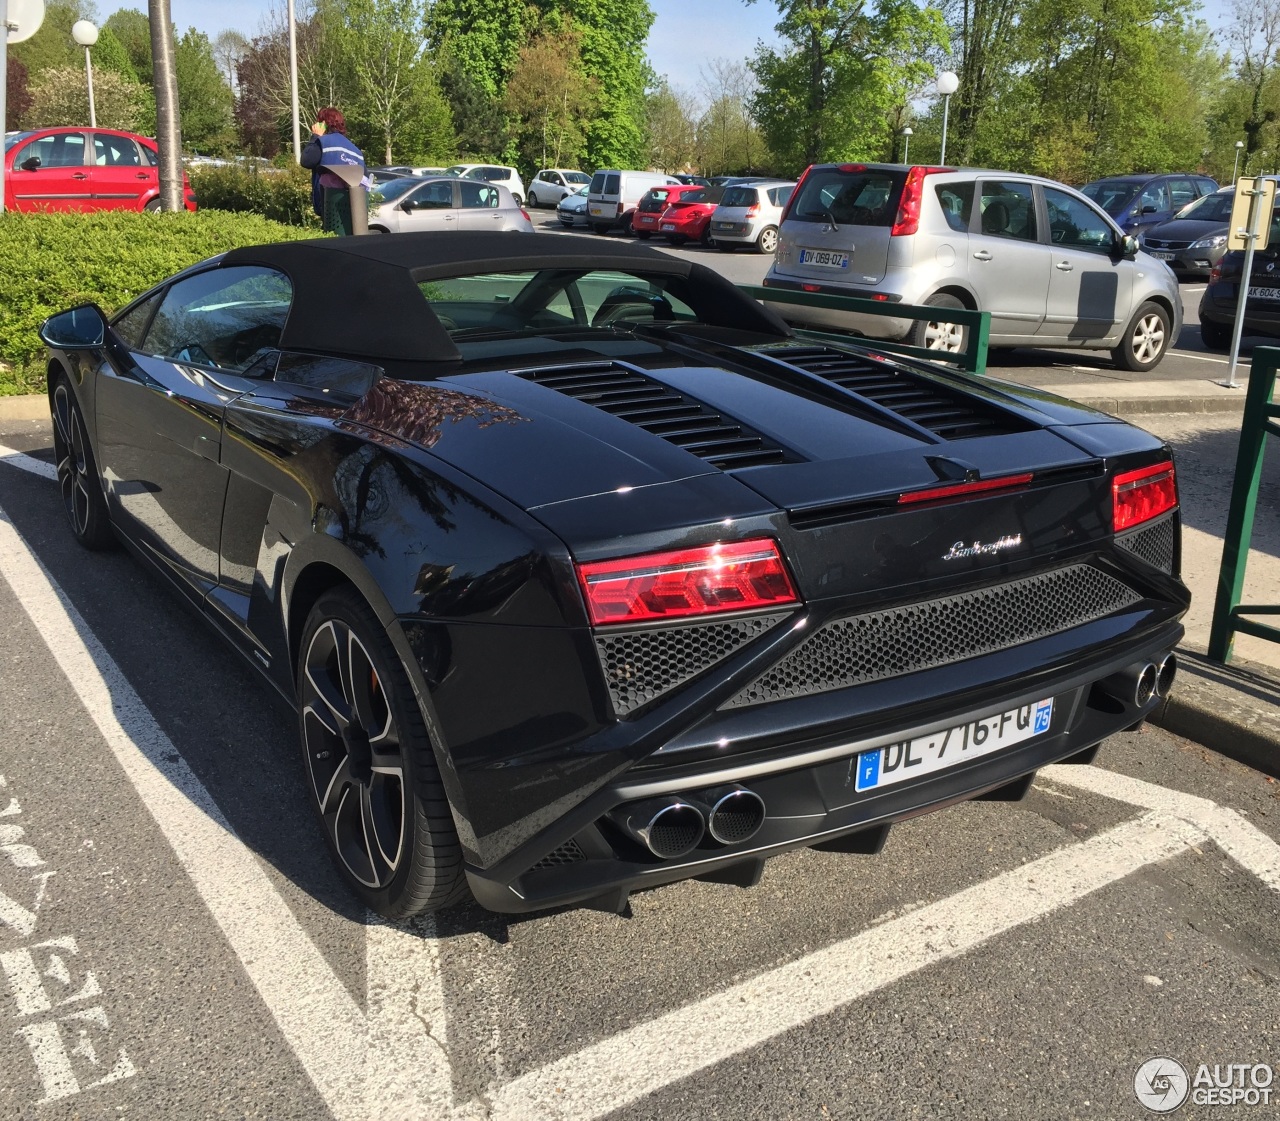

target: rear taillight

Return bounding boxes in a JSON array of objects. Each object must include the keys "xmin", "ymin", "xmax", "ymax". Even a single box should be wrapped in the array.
[
  {"xmin": 898, "ymin": 472, "xmax": 1033, "ymax": 506},
  {"xmin": 890, "ymin": 166, "xmax": 949, "ymax": 237},
  {"xmin": 1208, "ymin": 265, "xmax": 1221, "ymax": 283},
  {"xmin": 780, "ymin": 164, "xmax": 814, "ymax": 224},
  {"xmin": 576, "ymin": 539, "xmax": 800, "ymax": 626},
  {"xmin": 1112, "ymin": 460, "xmax": 1177, "ymax": 532},
  {"xmin": 519, "ymin": 207, "xmax": 530, "ymax": 222},
  {"xmin": 746, "ymin": 204, "xmax": 760, "ymax": 217},
  {"xmin": 616, "ymin": 202, "xmax": 624, "ymax": 217}
]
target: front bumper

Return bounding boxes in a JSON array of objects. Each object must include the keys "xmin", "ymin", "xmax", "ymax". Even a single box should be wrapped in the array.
[{"xmin": 1143, "ymin": 245, "xmax": 1225, "ymax": 276}]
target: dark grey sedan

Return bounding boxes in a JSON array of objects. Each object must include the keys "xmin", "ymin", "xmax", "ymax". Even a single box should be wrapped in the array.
[{"xmin": 1139, "ymin": 189, "xmax": 1234, "ymax": 277}]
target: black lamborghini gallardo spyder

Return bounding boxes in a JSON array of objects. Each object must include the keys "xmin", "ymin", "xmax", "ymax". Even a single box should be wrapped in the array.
[{"xmin": 39, "ymin": 232, "xmax": 1187, "ymax": 916}]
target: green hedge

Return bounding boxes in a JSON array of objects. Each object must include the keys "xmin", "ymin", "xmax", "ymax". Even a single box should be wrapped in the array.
[
  {"xmin": 0, "ymin": 211, "xmax": 326, "ymax": 396},
  {"xmin": 188, "ymin": 164, "xmax": 321, "ymax": 227}
]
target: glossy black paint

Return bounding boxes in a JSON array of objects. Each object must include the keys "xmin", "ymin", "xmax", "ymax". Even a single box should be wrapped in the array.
[{"xmin": 41, "ymin": 232, "xmax": 1190, "ymax": 913}]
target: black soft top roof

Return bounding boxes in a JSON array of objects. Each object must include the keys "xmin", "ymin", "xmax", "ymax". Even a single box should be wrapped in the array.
[{"xmin": 220, "ymin": 231, "xmax": 787, "ymax": 364}]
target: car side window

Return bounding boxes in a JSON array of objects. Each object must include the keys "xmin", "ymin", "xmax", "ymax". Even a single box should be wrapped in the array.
[
  {"xmin": 459, "ymin": 182, "xmax": 501, "ymax": 209},
  {"xmin": 111, "ymin": 292, "xmax": 164, "ymax": 349},
  {"xmin": 1139, "ymin": 182, "xmax": 1170, "ymax": 212},
  {"xmin": 93, "ymin": 134, "xmax": 142, "ymax": 166},
  {"xmin": 142, "ymin": 266, "xmax": 293, "ymax": 374},
  {"xmin": 15, "ymin": 133, "xmax": 87, "ymax": 169},
  {"xmin": 141, "ymin": 144, "xmax": 157, "ymax": 167},
  {"xmin": 978, "ymin": 182, "xmax": 1036, "ymax": 241},
  {"xmin": 1167, "ymin": 178, "xmax": 1196, "ymax": 210},
  {"xmin": 407, "ymin": 181, "xmax": 454, "ymax": 210},
  {"xmin": 1043, "ymin": 187, "xmax": 1114, "ymax": 253},
  {"xmin": 935, "ymin": 183, "xmax": 974, "ymax": 232}
]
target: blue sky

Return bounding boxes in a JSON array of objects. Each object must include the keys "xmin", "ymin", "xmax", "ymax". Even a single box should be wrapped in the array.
[{"xmin": 91, "ymin": 0, "xmax": 783, "ymax": 93}]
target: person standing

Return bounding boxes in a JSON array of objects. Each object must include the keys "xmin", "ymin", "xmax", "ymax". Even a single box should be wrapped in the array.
[{"xmin": 301, "ymin": 107, "xmax": 366, "ymax": 236}]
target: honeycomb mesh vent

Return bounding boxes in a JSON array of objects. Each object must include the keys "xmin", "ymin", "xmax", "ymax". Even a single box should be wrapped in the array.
[
  {"xmin": 531, "ymin": 839, "xmax": 586, "ymax": 870},
  {"xmin": 596, "ymin": 612, "xmax": 792, "ymax": 716},
  {"xmin": 1116, "ymin": 515, "xmax": 1175, "ymax": 574},
  {"xmin": 725, "ymin": 565, "xmax": 1141, "ymax": 708}
]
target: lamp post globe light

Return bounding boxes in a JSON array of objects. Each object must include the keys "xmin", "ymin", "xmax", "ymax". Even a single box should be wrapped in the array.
[
  {"xmin": 902, "ymin": 126, "xmax": 913, "ymax": 164},
  {"xmin": 71, "ymin": 18, "xmax": 98, "ymax": 128},
  {"xmin": 936, "ymin": 70, "xmax": 959, "ymax": 165},
  {"xmin": 1233, "ymin": 140, "xmax": 1245, "ymax": 183}
]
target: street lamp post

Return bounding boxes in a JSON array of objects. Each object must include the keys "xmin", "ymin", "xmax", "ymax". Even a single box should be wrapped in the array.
[
  {"xmin": 1233, "ymin": 140, "xmax": 1245, "ymax": 183},
  {"xmin": 71, "ymin": 19, "xmax": 97, "ymax": 128},
  {"xmin": 902, "ymin": 126, "xmax": 913, "ymax": 165},
  {"xmin": 286, "ymin": 0, "xmax": 301, "ymax": 162},
  {"xmin": 936, "ymin": 71, "xmax": 959, "ymax": 166}
]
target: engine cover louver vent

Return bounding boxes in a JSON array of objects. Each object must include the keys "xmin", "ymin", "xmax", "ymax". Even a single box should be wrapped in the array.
[
  {"xmin": 763, "ymin": 345, "xmax": 1026, "ymax": 440},
  {"xmin": 518, "ymin": 362, "xmax": 793, "ymax": 469}
]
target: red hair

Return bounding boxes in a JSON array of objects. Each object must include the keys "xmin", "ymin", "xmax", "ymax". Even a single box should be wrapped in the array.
[{"xmin": 316, "ymin": 107, "xmax": 346, "ymax": 135}]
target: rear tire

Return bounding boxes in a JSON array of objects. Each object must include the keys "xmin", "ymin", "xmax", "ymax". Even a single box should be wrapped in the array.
[
  {"xmin": 50, "ymin": 377, "xmax": 115, "ymax": 550},
  {"xmin": 1112, "ymin": 301, "xmax": 1171, "ymax": 371},
  {"xmin": 667, "ymin": 234, "xmax": 688, "ymax": 246},
  {"xmin": 907, "ymin": 293, "xmax": 969, "ymax": 354},
  {"xmin": 717, "ymin": 240, "xmax": 736, "ymax": 252},
  {"xmin": 634, "ymin": 230, "xmax": 651, "ymax": 240},
  {"xmin": 591, "ymin": 223, "xmax": 610, "ymax": 235},
  {"xmin": 527, "ymin": 191, "xmax": 539, "ymax": 208},
  {"xmin": 297, "ymin": 587, "xmax": 469, "ymax": 919},
  {"xmin": 700, "ymin": 225, "xmax": 714, "ymax": 247},
  {"xmin": 143, "ymin": 199, "xmax": 162, "ymax": 213},
  {"xmin": 1199, "ymin": 316, "xmax": 1230, "ymax": 351},
  {"xmin": 756, "ymin": 225, "xmax": 779, "ymax": 254}
]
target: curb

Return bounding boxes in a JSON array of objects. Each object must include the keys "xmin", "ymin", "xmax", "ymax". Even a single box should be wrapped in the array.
[
  {"xmin": 0, "ymin": 394, "xmax": 48, "ymax": 423},
  {"xmin": 1149, "ymin": 650, "xmax": 1280, "ymax": 778},
  {"xmin": 1090, "ymin": 396, "xmax": 1246, "ymax": 417}
]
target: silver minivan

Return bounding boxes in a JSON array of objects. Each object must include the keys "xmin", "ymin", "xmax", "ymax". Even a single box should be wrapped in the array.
[
  {"xmin": 368, "ymin": 177, "xmax": 534, "ymax": 234},
  {"xmin": 763, "ymin": 164, "xmax": 1182, "ymax": 371},
  {"xmin": 588, "ymin": 169, "xmax": 682, "ymax": 235},
  {"xmin": 709, "ymin": 180, "xmax": 795, "ymax": 253}
]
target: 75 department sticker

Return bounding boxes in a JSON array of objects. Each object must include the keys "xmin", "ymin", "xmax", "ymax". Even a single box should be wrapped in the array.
[{"xmin": 1135, "ymin": 1057, "xmax": 1190, "ymax": 1113}]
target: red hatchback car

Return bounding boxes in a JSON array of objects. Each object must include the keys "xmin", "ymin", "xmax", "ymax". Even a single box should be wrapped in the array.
[
  {"xmin": 3, "ymin": 127, "xmax": 197, "ymax": 213},
  {"xmin": 659, "ymin": 185, "xmax": 726, "ymax": 246},
  {"xmin": 631, "ymin": 184, "xmax": 703, "ymax": 239}
]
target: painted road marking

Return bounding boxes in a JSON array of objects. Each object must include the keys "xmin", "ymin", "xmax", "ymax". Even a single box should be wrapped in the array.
[
  {"xmin": 1168, "ymin": 350, "xmax": 1230, "ymax": 365},
  {"xmin": 0, "ymin": 444, "xmax": 56, "ymax": 481}
]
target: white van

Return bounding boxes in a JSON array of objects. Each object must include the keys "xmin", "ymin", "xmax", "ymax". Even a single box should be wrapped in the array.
[{"xmin": 587, "ymin": 169, "xmax": 682, "ymax": 235}]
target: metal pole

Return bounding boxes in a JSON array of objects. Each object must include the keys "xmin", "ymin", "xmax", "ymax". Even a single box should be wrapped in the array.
[
  {"xmin": 1, "ymin": 0, "xmax": 9, "ymax": 215},
  {"xmin": 1233, "ymin": 146, "xmax": 1242, "ymax": 183},
  {"xmin": 903, "ymin": 133, "xmax": 910, "ymax": 164},
  {"xmin": 84, "ymin": 45, "xmax": 96, "ymax": 128},
  {"xmin": 940, "ymin": 94, "xmax": 950, "ymax": 166},
  {"xmin": 1223, "ymin": 183, "xmax": 1269, "ymax": 390},
  {"xmin": 287, "ymin": 0, "xmax": 301, "ymax": 163}
]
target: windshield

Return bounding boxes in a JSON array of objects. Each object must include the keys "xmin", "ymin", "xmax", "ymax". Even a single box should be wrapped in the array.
[
  {"xmin": 376, "ymin": 177, "xmax": 427, "ymax": 203},
  {"xmin": 443, "ymin": 165, "xmax": 467, "ymax": 177},
  {"xmin": 4, "ymin": 132, "xmax": 33, "ymax": 152},
  {"xmin": 564, "ymin": 171, "xmax": 589, "ymax": 184},
  {"xmin": 1080, "ymin": 180, "xmax": 1141, "ymax": 215},
  {"xmin": 1174, "ymin": 192, "xmax": 1234, "ymax": 222}
]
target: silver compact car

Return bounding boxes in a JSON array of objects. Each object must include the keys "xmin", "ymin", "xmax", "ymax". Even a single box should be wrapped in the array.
[
  {"xmin": 369, "ymin": 177, "xmax": 533, "ymax": 234},
  {"xmin": 709, "ymin": 179, "xmax": 796, "ymax": 253},
  {"xmin": 764, "ymin": 164, "xmax": 1182, "ymax": 371},
  {"xmin": 557, "ymin": 184, "xmax": 591, "ymax": 228}
]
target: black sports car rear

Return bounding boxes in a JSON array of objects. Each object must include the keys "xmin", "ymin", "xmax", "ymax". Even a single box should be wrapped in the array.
[{"xmin": 39, "ymin": 232, "xmax": 1188, "ymax": 917}]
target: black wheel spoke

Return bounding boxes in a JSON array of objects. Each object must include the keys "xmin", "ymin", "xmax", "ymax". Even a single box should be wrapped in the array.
[{"xmin": 52, "ymin": 387, "xmax": 72, "ymax": 449}]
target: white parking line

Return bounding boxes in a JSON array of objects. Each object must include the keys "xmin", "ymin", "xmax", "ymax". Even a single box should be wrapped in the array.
[
  {"xmin": 0, "ymin": 445, "xmax": 56, "ymax": 481},
  {"xmin": 1168, "ymin": 350, "xmax": 1230, "ymax": 365}
]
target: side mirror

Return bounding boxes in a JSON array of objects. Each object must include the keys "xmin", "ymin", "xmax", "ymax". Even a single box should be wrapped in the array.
[
  {"xmin": 1141, "ymin": 205, "xmax": 1158, "ymax": 214},
  {"xmin": 20, "ymin": 156, "xmax": 41, "ymax": 171},
  {"xmin": 398, "ymin": 199, "xmax": 414, "ymax": 212},
  {"xmin": 39, "ymin": 305, "xmax": 108, "ymax": 350},
  {"xmin": 1120, "ymin": 235, "xmax": 1140, "ymax": 258}
]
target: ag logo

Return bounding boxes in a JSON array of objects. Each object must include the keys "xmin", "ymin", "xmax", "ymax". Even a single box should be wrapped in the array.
[{"xmin": 1135, "ymin": 1057, "xmax": 1190, "ymax": 1113}]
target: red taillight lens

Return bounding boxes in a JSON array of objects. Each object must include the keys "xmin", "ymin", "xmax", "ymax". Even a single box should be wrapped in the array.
[
  {"xmin": 898, "ymin": 472, "xmax": 1033, "ymax": 506},
  {"xmin": 616, "ymin": 202, "xmax": 624, "ymax": 217},
  {"xmin": 1112, "ymin": 460, "xmax": 1177, "ymax": 532},
  {"xmin": 1208, "ymin": 265, "xmax": 1221, "ymax": 283},
  {"xmin": 891, "ymin": 166, "xmax": 949, "ymax": 237},
  {"xmin": 576, "ymin": 539, "xmax": 800, "ymax": 626},
  {"xmin": 519, "ymin": 207, "xmax": 530, "ymax": 222},
  {"xmin": 780, "ymin": 164, "xmax": 814, "ymax": 223},
  {"xmin": 746, "ymin": 204, "xmax": 760, "ymax": 217}
]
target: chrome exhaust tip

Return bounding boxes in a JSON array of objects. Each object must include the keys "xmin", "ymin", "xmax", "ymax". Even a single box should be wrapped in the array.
[
  {"xmin": 609, "ymin": 797, "xmax": 705, "ymax": 860},
  {"xmin": 1156, "ymin": 652, "xmax": 1177, "ymax": 698},
  {"xmin": 696, "ymin": 785, "xmax": 767, "ymax": 846},
  {"xmin": 1136, "ymin": 663, "xmax": 1158, "ymax": 707},
  {"xmin": 1097, "ymin": 661, "xmax": 1160, "ymax": 708}
]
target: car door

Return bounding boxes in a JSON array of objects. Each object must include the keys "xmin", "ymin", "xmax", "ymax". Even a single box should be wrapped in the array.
[
  {"xmin": 393, "ymin": 179, "xmax": 459, "ymax": 230},
  {"xmin": 88, "ymin": 132, "xmax": 153, "ymax": 210},
  {"xmin": 967, "ymin": 179, "xmax": 1049, "ymax": 340},
  {"xmin": 457, "ymin": 180, "xmax": 508, "ymax": 230},
  {"xmin": 1131, "ymin": 179, "xmax": 1172, "ymax": 234},
  {"xmin": 7, "ymin": 131, "xmax": 92, "ymax": 212},
  {"xmin": 1038, "ymin": 185, "xmax": 1134, "ymax": 343},
  {"xmin": 94, "ymin": 265, "xmax": 292, "ymax": 603}
]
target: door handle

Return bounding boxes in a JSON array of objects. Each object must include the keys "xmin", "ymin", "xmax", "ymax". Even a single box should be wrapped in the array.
[
  {"xmin": 71, "ymin": 172, "xmax": 88, "ymax": 180},
  {"xmin": 444, "ymin": 214, "xmax": 455, "ymax": 221},
  {"xmin": 972, "ymin": 250, "xmax": 992, "ymax": 261},
  {"xmin": 135, "ymin": 173, "xmax": 149, "ymax": 179},
  {"xmin": 1055, "ymin": 261, "xmax": 1074, "ymax": 272}
]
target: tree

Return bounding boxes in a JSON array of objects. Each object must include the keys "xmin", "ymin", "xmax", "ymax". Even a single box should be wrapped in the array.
[
  {"xmin": 213, "ymin": 30, "xmax": 249, "ymax": 94},
  {"xmin": 645, "ymin": 77, "xmax": 696, "ymax": 172},
  {"xmin": 176, "ymin": 30, "xmax": 235, "ymax": 155},
  {"xmin": 503, "ymin": 21, "xmax": 596, "ymax": 168},
  {"xmin": 105, "ymin": 7, "xmax": 154, "ymax": 84},
  {"xmin": 439, "ymin": 60, "xmax": 506, "ymax": 159},
  {"xmin": 11, "ymin": 3, "xmax": 90, "ymax": 75},
  {"xmin": 425, "ymin": 0, "xmax": 535, "ymax": 98},
  {"xmin": 6, "ymin": 58, "xmax": 33, "ymax": 130},
  {"xmin": 1223, "ymin": 0, "xmax": 1280, "ymax": 163},
  {"xmin": 149, "ymin": 0, "xmax": 184, "ymax": 211},
  {"xmin": 27, "ymin": 66, "xmax": 146, "ymax": 130},
  {"xmin": 938, "ymin": 0, "xmax": 1023, "ymax": 165},
  {"xmin": 697, "ymin": 60, "xmax": 767, "ymax": 174},
  {"xmin": 93, "ymin": 27, "xmax": 142, "ymax": 83}
]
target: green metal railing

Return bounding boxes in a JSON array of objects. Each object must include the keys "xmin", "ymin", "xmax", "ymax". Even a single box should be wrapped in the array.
[
  {"xmin": 1208, "ymin": 345, "xmax": 1280, "ymax": 663},
  {"xmin": 738, "ymin": 284, "xmax": 992, "ymax": 375}
]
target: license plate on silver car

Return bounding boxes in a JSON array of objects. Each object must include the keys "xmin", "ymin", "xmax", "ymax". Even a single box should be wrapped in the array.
[
  {"xmin": 799, "ymin": 248, "xmax": 850, "ymax": 268},
  {"xmin": 853, "ymin": 698, "xmax": 1054, "ymax": 792}
]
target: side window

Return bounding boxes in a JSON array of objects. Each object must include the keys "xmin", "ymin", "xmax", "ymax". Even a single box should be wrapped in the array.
[
  {"xmin": 140, "ymin": 144, "xmax": 157, "ymax": 167},
  {"xmin": 1167, "ymin": 178, "xmax": 1196, "ymax": 210},
  {"xmin": 93, "ymin": 134, "xmax": 142, "ymax": 167},
  {"xmin": 1043, "ymin": 187, "xmax": 1115, "ymax": 253},
  {"xmin": 935, "ymin": 182, "xmax": 974, "ymax": 232},
  {"xmin": 16, "ymin": 133, "xmax": 87, "ymax": 169},
  {"xmin": 408, "ymin": 181, "xmax": 454, "ymax": 210},
  {"xmin": 459, "ymin": 181, "xmax": 501, "ymax": 209},
  {"xmin": 550, "ymin": 173, "xmax": 563, "ymax": 186},
  {"xmin": 111, "ymin": 292, "xmax": 164, "ymax": 349},
  {"xmin": 978, "ymin": 181, "xmax": 1037, "ymax": 241},
  {"xmin": 1196, "ymin": 177, "xmax": 1217, "ymax": 196},
  {"xmin": 770, "ymin": 185, "xmax": 794, "ymax": 207},
  {"xmin": 1138, "ymin": 181, "xmax": 1170, "ymax": 213},
  {"xmin": 142, "ymin": 266, "xmax": 292, "ymax": 374}
]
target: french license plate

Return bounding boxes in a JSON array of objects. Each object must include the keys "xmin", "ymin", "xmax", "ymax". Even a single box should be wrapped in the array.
[
  {"xmin": 661, "ymin": 222, "xmax": 675, "ymax": 231},
  {"xmin": 800, "ymin": 248, "xmax": 850, "ymax": 268},
  {"xmin": 714, "ymin": 221, "xmax": 733, "ymax": 230},
  {"xmin": 1248, "ymin": 286, "xmax": 1280, "ymax": 300},
  {"xmin": 1150, "ymin": 251, "xmax": 1174, "ymax": 261},
  {"xmin": 854, "ymin": 698, "xmax": 1054, "ymax": 793},
  {"xmin": 589, "ymin": 205, "xmax": 602, "ymax": 216}
]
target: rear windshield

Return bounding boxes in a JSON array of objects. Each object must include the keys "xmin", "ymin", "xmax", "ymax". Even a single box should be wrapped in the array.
[
  {"xmin": 1080, "ymin": 180, "xmax": 1141, "ymax": 215},
  {"xmin": 590, "ymin": 172, "xmax": 620, "ymax": 195},
  {"xmin": 678, "ymin": 187, "xmax": 724, "ymax": 205},
  {"xmin": 721, "ymin": 186, "xmax": 759, "ymax": 207},
  {"xmin": 788, "ymin": 167, "xmax": 906, "ymax": 226},
  {"xmin": 1174, "ymin": 192, "xmax": 1233, "ymax": 222}
]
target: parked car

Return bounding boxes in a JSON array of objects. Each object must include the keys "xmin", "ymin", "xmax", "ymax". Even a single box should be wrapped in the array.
[
  {"xmin": 674, "ymin": 174, "xmax": 710, "ymax": 186},
  {"xmin": 587, "ymin": 168, "xmax": 682, "ymax": 234},
  {"xmin": 1198, "ymin": 204, "xmax": 1280, "ymax": 349},
  {"xmin": 1080, "ymin": 173, "xmax": 1218, "ymax": 237},
  {"xmin": 631, "ymin": 184, "xmax": 704, "ymax": 239},
  {"xmin": 528, "ymin": 169, "xmax": 591, "ymax": 207},
  {"xmin": 709, "ymin": 179, "xmax": 796, "ymax": 253},
  {"xmin": 1138, "ymin": 187, "xmax": 1236, "ymax": 278},
  {"xmin": 368, "ymin": 167, "xmax": 414, "ymax": 187},
  {"xmin": 443, "ymin": 164, "xmax": 528, "ymax": 206},
  {"xmin": 764, "ymin": 163, "xmax": 1183, "ymax": 371},
  {"xmin": 3, "ymin": 126, "xmax": 197, "ymax": 213},
  {"xmin": 38, "ymin": 230, "xmax": 1188, "ymax": 917},
  {"xmin": 556, "ymin": 183, "xmax": 591, "ymax": 228},
  {"xmin": 383, "ymin": 165, "xmax": 445, "ymax": 176},
  {"xmin": 368, "ymin": 176, "xmax": 533, "ymax": 234},
  {"xmin": 658, "ymin": 185, "xmax": 727, "ymax": 246}
]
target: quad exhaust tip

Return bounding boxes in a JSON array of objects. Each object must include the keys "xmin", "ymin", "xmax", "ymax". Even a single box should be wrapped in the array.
[
  {"xmin": 697, "ymin": 785, "xmax": 767, "ymax": 846},
  {"xmin": 1156, "ymin": 652, "xmax": 1177, "ymax": 698},
  {"xmin": 1098, "ymin": 660, "xmax": 1161, "ymax": 708},
  {"xmin": 610, "ymin": 797, "xmax": 705, "ymax": 860}
]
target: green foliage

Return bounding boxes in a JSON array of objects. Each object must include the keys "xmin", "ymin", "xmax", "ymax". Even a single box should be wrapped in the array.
[
  {"xmin": 426, "ymin": 0, "xmax": 536, "ymax": 98},
  {"xmin": 176, "ymin": 29, "xmax": 237, "ymax": 156},
  {"xmin": 503, "ymin": 20, "xmax": 597, "ymax": 169},
  {"xmin": 103, "ymin": 8, "xmax": 153, "ymax": 84},
  {"xmin": 10, "ymin": 2, "xmax": 89, "ymax": 76},
  {"xmin": 0, "ymin": 211, "xmax": 323, "ymax": 395},
  {"xmin": 645, "ymin": 78, "xmax": 696, "ymax": 172},
  {"xmin": 187, "ymin": 165, "xmax": 322, "ymax": 227},
  {"xmin": 26, "ymin": 67, "xmax": 148, "ymax": 131},
  {"xmin": 93, "ymin": 27, "xmax": 141, "ymax": 83}
]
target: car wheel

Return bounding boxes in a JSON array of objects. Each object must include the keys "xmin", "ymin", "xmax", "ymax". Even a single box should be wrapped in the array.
[
  {"xmin": 756, "ymin": 225, "xmax": 779, "ymax": 254},
  {"xmin": 700, "ymin": 225, "xmax": 714, "ymax": 247},
  {"xmin": 50, "ymin": 378, "xmax": 115, "ymax": 550},
  {"xmin": 592, "ymin": 223, "xmax": 610, "ymax": 235},
  {"xmin": 1112, "ymin": 301, "xmax": 1171, "ymax": 371},
  {"xmin": 527, "ymin": 191, "xmax": 539, "ymax": 208},
  {"xmin": 622, "ymin": 213, "xmax": 635, "ymax": 236},
  {"xmin": 297, "ymin": 587, "xmax": 468, "ymax": 918},
  {"xmin": 369, "ymin": 225, "xmax": 390, "ymax": 234},
  {"xmin": 667, "ymin": 234, "xmax": 688, "ymax": 246},
  {"xmin": 634, "ymin": 230, "xmax": 651, "ymax": 240},
  {"xmin": 143, "ymin": 199, "xmax": 162, "ymax": 213},
  {"xmin": 717, "ymin": 240, "xmax": 736, "ymax": 252},
  {"xmin": 907, "ymin": 294, "xmax": 969, "ymax": 354},
  {"xmin": 1199, "ymin": 316, "xmax": 1231, "ymax": 351}
]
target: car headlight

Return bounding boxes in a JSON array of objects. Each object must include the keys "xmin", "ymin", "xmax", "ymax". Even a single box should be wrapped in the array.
[{"xmin": 1189, "ymin": 234, "xmax": 1227, "ymax": 249}]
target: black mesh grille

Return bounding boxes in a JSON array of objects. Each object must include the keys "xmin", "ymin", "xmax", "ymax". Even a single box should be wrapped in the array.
[
  {"xmin": 724, "ymin": 565, "xmax": 1142, "ymax": 708},
  {"xmin": 531, "ymin": 839, "xmax": 586, "ymax": 870},
  {"xmin": 1116, "ymin": 515, "xmax": 1175, "ymax": 574},
  {"xmin": 764, "ymin": 345, "xmax": 1026, "ymax": 439},
  {"xmin": 519, "ymin": 362, "xmax": 792, "ymax": 469},
  {"xmin": 596, "ymin": 612, "xmax": 792, "ymax": 716},
  {"xmin": 1142, "ymin": 238, "xmax": 1192, "ymax": 251}
]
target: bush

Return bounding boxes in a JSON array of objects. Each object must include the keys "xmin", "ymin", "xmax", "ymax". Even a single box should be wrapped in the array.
[
  {"xmin": 0, "ymin": 210, "xmax": 325, "ymax": 395},
  {"xmin": 188, "ymin": 163, "xmax": 321, "ymax": 227}
]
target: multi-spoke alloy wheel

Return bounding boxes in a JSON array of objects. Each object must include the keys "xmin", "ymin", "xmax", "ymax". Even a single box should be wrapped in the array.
[
  {"xmin": 296, "ymin": 588, "xmax": 467, "ymax": 916},
  {"xmin": 1113, "ymin": 301, "xmax": 1171, "ymax": 371},
  {"xmin": 908, "ymin": 294, "xmax": 969, "ymax": 356},
  {"xmin": 51, "ymin": 380, "xmax": 114, "ymax": 549}
]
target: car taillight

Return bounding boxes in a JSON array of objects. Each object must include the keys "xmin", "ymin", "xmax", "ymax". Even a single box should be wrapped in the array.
[
  {"xmin": 1208, "ymin": 265, "xmax": 1221, "ymax": 283},
  {"xmin": 519, "ymin": 207, "xmax": 530, "ymax": 221},
  {"xmin": 746, "ymin": 204, "xmax": 760, "ymax": 217},
  {"xmin": 616, "ymin": 202, "xmax": 624, "ymax": 217},
  {"xmin": 780, "ymin": 164, "xmax": 814, "ymax": 224},
  {"xmin": 890, "ymin": 166, "xmax": 949, "ymax": 237},
  {"xmin": 898, "ymin": 472, "xmax": 1033, "ymax": 505},
  {"xmin": 576, "ymin": 538, "xmax": 800, "ymax": 626},
  {"xmin": 1112, "ymin": 460, "xmax": 1177, "ymax": 532}
]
